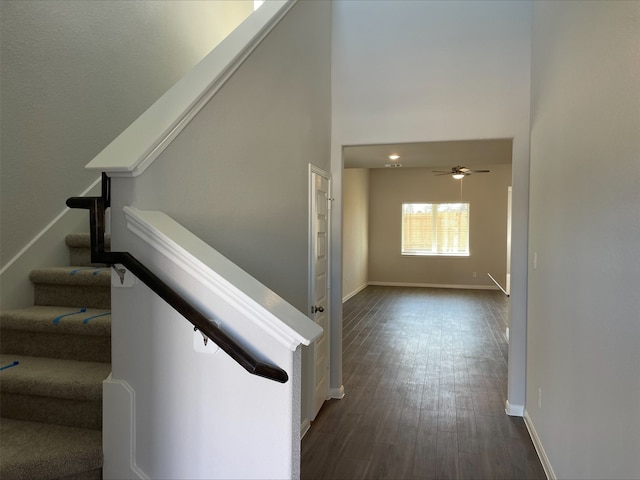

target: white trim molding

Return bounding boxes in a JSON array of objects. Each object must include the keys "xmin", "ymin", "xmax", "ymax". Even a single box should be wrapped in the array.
[
  {"xmin": 524, "ymin": 410, "xmax": 555, "ymax": 480},
  {"xmin": 368, "ymin": 281, "xmax": 499, "ymax": 291},
  {"xmin": 86, "ymin": 1, "xmax": 294, "ymax": 177},
  {"xmin": 123, "ymin": 207, "xmax": 322, "ymax": 350},
  {"xmin": 102, "ymin": 375, "xmax": 149, "ymax": 480}
]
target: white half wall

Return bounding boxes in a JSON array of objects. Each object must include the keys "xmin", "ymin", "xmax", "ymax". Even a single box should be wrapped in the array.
[
  {"xmin": 527, "ymin": 2, "xmax": 640, "ymax": 478},
  {"xmin": 331, "ymin": 0, "xmax": 532, "ymax": 408},
  {"xmin": 102, "ymin": 203, "xmax": 320, "ymax": 478}
]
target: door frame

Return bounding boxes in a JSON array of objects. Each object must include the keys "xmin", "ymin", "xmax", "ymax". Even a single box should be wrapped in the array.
[{"xmin": 303, "ymin": 163, "xmax": 332, "ymax": 427}]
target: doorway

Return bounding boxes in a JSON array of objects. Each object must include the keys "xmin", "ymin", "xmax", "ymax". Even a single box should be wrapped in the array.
[
  {"xmin": 340, "ymin": 139, "xmax": 521, "ymax": 412},
  {"xmin": 306, "ymin": 164, "xmax": 331, "ymax": 421}
]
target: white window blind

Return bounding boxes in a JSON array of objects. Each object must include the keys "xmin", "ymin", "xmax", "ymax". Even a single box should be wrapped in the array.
[{"xmin": 401, "ymin": 203, "xmax": 470, "ymax": 256}]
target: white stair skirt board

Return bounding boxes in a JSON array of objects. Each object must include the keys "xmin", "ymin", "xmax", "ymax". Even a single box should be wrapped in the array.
[
  {"xmin": 0, "ymin": 177, "xmax": 102, "ymax": 310},
  {"xmin": 524, "ymin": 410, "xmax": 555, "ymax": 480},
  {"xmin": 123, "ymin": 207, "xmax": 322, "ymax": 350},
  {"xmin": 86, "ymin": 1, "xmax": 293, "ymax": 177}
]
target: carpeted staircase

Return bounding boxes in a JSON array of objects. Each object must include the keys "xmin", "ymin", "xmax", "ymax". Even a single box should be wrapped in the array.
[{"xmin": 0, "ymin": 234, "xmax": 111, "ymax": 480}]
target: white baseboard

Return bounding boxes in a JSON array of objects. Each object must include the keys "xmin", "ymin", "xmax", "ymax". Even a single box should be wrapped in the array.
[
  {"xmin": 330, "ymin": 385, "xmax": 345, "ymax": 399},
  {"xmin": 505, "ymin": 400, "xmax": 524, "ymax": 417},
  {"xmin": 524, "ymin": 409, "xmax": 555, "ymax": 480},
  {"xmin": 300, "ymin": 418, "xmax": 311, "ymax": 439},
  {"xmin": 367, "ymin": 281, "xmax": 499, "ymax": 291},
  {"xmin": 342, "ymin": 284, "xmax": 368, "ymax": 303}
]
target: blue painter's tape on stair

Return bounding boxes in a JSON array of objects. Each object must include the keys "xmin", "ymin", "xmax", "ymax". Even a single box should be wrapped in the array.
[
  {"xmin": 69, "ymin": 267, "xmax": 105, "ymax": 275},
  {"xmin": 70, "ymin": 267, "xmax": 93, "ymax": 275},
  {"xmin": 0, "ymin": 361, "xmax": 19, "ymax": 371},
  {"xmin": 53, "ymin": 308, "xmax": 87, "ymax": 325},
  {"xmin": 82, "ymin": 312, "xmax": 111, "ymax": 324}
]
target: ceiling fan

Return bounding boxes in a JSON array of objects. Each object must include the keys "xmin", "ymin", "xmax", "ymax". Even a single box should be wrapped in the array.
[{"xmin": 433, "ymin": 165, "xmax": 490, "ymax": 179}]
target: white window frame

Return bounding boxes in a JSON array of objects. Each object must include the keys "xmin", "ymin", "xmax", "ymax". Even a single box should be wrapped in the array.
[{"xmin": 401, "ymin": 202, "xmax": 470, "ymax": 257}]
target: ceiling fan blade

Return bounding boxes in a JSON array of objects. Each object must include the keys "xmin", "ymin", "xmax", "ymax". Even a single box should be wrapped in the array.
[{"xmin": 433, "ymin": 166, "xmax": 490, "ymax": 176}]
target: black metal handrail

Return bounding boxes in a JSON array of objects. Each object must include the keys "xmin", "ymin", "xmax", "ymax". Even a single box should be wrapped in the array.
[{"xmin": 67, "ymin": 174, "xmax": 288, "ymax": 383}]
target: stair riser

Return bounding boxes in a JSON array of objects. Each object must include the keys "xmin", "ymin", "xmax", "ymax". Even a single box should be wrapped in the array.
[
  {"xmin": 1, "ymin": 331, "xmax": 110, "ymax": 363},
  {"xmin": 68, "ymin": 248, "xmax": 106, "ymax": 268},
  {"xmin": 1, "ymin": 393, "xmax": 101, "ymax": 430},
  {"xmin": 58, "ymin": 468, "xmax": 103, "ymax": 480},
  {"xmin": 34, "ymin": 285, "xmax": 110, "ymax": 310},
  {"xmin": 65, "ymin": 233, "xmax": 110, "ymax": 270}
]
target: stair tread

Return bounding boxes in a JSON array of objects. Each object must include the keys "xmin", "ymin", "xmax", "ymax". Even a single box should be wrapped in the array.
[
  {"xmin": 0, "ymin": 354, "xmax": 111, "ymax": 401},
  {"xmin": 30, "ymin": 267, "xmax": 111, "ymax": 286},
  {"xmin": 1, "ymin": 306, "xmax": 110, "ymax": 337},
  {"xmin": 0, "ymin": 418, "xmax": 102, "ymax": 480}
]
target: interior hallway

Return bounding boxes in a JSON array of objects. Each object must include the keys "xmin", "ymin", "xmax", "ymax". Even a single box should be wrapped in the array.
[{"xmin": 301, "ymin": 286, "xmax": 545, "ymax": 479}]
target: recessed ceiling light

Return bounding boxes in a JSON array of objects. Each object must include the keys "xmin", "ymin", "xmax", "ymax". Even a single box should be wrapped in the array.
[{"xmin": 388, "ymin": 154, "xmax": 400, "ymax": 161}]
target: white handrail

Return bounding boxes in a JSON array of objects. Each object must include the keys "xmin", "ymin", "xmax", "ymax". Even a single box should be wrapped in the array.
[{"xmin": 86, "ymin": 0, "xmax": 294, "ymax": 178}]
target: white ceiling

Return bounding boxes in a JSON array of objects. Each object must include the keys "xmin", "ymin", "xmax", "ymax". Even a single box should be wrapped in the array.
[{"xmin": 343, "ymin": 138, "xmax": 513, "ymax": 170}]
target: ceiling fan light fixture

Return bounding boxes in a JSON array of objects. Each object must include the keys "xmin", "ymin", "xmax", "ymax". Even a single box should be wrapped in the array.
[{"xmin": 452, "ymin": 173, "xmax": 465, "ymax": 180}]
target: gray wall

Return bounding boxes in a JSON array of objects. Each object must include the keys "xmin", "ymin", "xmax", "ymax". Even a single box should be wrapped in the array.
[
  {"xmin": 368, "ymin": 164, "xmax": 511, "ymax": 288},
  {"xmin": 126, "ymin": 0, "xmax": 332, "ymax": 313},
  {"xmin": 342, "ymin": 168, "xmax": 369, "ymax": 300},
  {"xmin": 527, "ymin": 1, "xmax": 640, "ymax": 478},
  {"xmin": 0, "ymin": 0, "xmax": 252, "ymax": 268}
]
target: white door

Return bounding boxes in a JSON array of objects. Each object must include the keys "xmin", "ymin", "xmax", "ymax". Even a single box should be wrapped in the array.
[{"xmin": 308, "ymin": 165, "xmax": 330, "ymax": 420}]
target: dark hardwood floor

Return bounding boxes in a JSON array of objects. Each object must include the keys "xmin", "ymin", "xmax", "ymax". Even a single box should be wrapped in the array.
[{"xmin": 301, "ymin": 286, "xmax": 545, "ymax": 480}]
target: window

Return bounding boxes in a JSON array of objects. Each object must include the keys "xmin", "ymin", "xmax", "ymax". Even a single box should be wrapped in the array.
[{"xmin": 402, "ymin": 203, "xmax": 470, "ymax": 256}]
